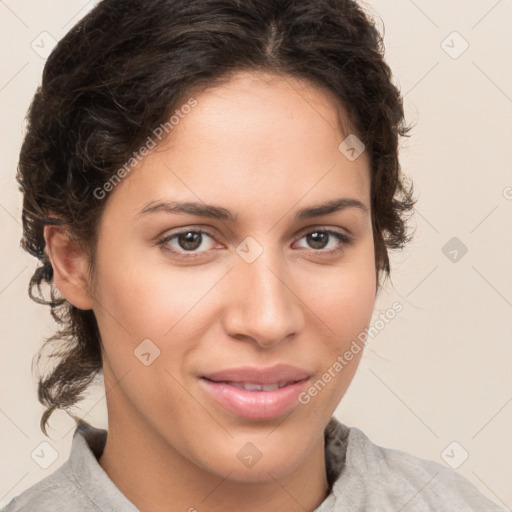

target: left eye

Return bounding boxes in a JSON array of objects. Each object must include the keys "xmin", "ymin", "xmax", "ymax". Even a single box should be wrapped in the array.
[{"xmin": 294, "ymin": 230, "xmax": 350, "ymax": 251}]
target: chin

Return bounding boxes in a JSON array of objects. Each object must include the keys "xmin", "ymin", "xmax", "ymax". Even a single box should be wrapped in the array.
[
  {"xmin": 222, "ymin": 457, "xmax": 302, "ymax": 484},
  {"xmin": 197, "ymin": 434, "xmax": 309, "ymax": 484}
]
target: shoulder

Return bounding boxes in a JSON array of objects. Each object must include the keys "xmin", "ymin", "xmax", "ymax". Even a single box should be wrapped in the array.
[
  {"xmin": 328, "ymin": 422, "xmax": 506, "ymax": 511},
  {"xmin": 1, "ymin": 421, "xmax": 127, "ymax": 512},
  {"xmin": 1, "ymin": 460, "xmax": 86, "ymax": 512}
]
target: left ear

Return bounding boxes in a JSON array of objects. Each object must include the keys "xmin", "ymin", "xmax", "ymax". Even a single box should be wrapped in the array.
[{"xmin": 43, "ymin": 225, "xmax": 95, "ymax": 310}]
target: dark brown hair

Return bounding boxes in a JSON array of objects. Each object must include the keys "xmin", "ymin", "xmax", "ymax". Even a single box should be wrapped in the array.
[{"xmin": 18, "ymin": 0, "xmax": 416, "ymax": 434}]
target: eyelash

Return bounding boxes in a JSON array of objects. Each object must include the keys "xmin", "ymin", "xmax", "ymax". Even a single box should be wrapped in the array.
[{"xmin": 156, "ymin": 227, "xmax": 353, "ymax": 259}]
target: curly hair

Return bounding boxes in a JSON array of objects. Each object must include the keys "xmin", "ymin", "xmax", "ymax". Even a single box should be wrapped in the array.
[{"xmin": 17, "ymin": 0, "xmax": 416, "ymax": 435}]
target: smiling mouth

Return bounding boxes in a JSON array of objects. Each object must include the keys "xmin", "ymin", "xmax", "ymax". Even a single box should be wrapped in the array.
[
  {"xmin": 198, "ymin": 374, "xmax": 311, "ymax": 420},
  {"xmin": 202, "ymin": 379, "xmax": 302, "ymax": 391}
]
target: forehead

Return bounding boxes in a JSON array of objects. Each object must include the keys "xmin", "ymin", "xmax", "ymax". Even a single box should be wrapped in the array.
[
  {"xmin": 104, "ymin": 71, "xmax": 370, "ymax": 219},
  {"xmin": 172, "ymin": 70, "xmax": 358, "ymax": 161}
]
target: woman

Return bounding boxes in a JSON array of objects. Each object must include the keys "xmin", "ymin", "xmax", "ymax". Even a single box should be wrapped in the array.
[{"xmin": 4, "ymin": 0, "xmax": 506, "ymax": 510}]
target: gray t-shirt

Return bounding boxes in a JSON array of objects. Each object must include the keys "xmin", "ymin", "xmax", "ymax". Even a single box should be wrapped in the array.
[{"xmin": 2, "ymin": 417, "xmax": 506, "ymax": 511}]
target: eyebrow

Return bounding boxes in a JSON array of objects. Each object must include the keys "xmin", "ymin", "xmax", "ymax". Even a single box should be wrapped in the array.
[{"xmin": 137, "ymin": 197, "xmax": 369, "ymax": 222}]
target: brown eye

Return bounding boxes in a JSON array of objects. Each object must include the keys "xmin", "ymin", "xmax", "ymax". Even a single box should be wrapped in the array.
[
  {"xmin": 295, "ymin": 229, "xmax": 352, "ymax": 252},
  {"xmin": 306, "ymin": 231, "xmax": 329, "ymax": 249},
  {"xmin": 177, "ymin": 232, "xmax": 203, "ymax": 251},
  {"xmin": 158, "ymin": 230, "xmax": 217, "ymax": 255}
]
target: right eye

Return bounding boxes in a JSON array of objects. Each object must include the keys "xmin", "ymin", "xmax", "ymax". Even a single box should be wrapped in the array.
[{"xmin": 157, "ymin": 229, "xmax": 219, "ymax": 256}]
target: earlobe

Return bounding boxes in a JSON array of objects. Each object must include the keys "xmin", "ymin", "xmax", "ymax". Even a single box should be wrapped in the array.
[{"xmin": 43, "ymin": 225, "xmax": 94, "ymax": 310}]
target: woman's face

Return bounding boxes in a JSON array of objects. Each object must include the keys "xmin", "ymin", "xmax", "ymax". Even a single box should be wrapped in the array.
[{"xmin": 90, "ymin": 71, "xmax": 376, "ymax": 482}]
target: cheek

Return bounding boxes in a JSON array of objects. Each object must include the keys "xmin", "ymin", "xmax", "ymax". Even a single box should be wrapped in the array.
[
  {"xmin": 91, "ymin": 250, "xmax": 208, "ymax": 415},
  {"xmin": 91, "ymin": 242, "xmax": 226, "ymax": 355},
  {"xmin": 313, "ymin": 280, "xmax": 373, "ymax": 372},
  {"xmin": 324, "ymin": 269, "xmax": 376, "ymax": 341},
  {"xmin": 298, "ymin": 240, "xmax": 376, "ymax": 385},
  {"xmin": 304, "ymin": 239, "xmax": 376, "ymax": 337}
]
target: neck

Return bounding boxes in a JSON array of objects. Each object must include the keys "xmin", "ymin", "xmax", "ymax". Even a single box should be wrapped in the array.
[{"xmin": 98, "ymin": 410, "xmax": 330, "ymax": 512}]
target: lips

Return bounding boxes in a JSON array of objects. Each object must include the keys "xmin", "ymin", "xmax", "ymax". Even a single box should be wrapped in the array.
[
  {"xmin": 227, "ymin": 381, "xmax": 292, "ymax": 391},
  {"xmin": 199, "ymin": 364, "xmax": 311, "ymax": 420},
  {"xmin": 201, "ymin": 364, "xmax": 311, "ymax": 385}
]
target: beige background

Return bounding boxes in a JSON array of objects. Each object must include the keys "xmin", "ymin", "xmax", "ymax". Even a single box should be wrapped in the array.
[{"xmin": 1, "ymin": 0, "xmax": 511, "ymax": 508}]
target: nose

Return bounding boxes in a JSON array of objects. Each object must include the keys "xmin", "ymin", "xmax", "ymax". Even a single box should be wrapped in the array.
[{"xmin": 222, "ymin": 251, "xmax": 305, "ymax": 349}]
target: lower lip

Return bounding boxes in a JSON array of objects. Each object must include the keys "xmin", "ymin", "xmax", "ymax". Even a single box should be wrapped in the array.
[{"xmin": 199, "ymin": 378, "xmax": 309, "ymax": 420}]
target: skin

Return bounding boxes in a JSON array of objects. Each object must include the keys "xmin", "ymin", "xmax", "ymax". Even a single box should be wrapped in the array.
[{"xmin": 45, "ymin": 71, "xmax": 376, "ymax": 512}]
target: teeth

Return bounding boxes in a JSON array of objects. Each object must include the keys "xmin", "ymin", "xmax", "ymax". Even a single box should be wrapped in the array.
[{"xmin": 228, "ymin": 381, "xmax": 291, "ymax": 391}]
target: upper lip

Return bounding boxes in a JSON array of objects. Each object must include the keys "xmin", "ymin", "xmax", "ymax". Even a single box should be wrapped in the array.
[{"xmin": 201, "ymin": 364, "xmax": 311, "ymax": 385}]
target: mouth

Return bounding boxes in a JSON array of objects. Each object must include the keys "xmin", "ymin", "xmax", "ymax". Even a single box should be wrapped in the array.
[
  {"xmin": 205, "ymin": 380, "xmax": 298, "ymax": 392},
  {"xmin": 201, "ymin": 363, "xmax": 311, "ymax": 385},
  {"xmin": 198, "ymin": 365, "xmax": 311, "ymax": 420}
]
